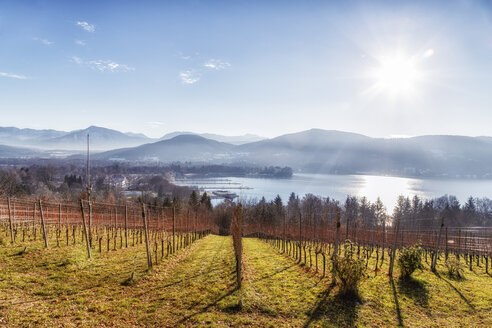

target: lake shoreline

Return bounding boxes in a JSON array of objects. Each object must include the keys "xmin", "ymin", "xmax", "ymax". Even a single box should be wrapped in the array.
[{"xmin": 175, "ymin": 173, "xmax": 492, "ymax": 210}]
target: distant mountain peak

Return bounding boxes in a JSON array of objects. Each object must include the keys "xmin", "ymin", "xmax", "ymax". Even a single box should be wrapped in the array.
[
  {"xmin": 160, "ymin": 131, "xmax": 266, "ymax": 145},
  {"xmin": 83, "ymin": 125, "xmax": 114, "ymax": 132},
  {"xmin": 166, "ymin": 134, "xmax": 213, "ymax": 143},
  {"xmin": 124, "ymin": 131, "xmax": 149, "ymax": 138}
]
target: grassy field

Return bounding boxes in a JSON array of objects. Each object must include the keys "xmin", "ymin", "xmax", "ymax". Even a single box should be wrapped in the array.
[{"xmin": 0, "ymin": 233, "xmax": 490, "ymax": 327}]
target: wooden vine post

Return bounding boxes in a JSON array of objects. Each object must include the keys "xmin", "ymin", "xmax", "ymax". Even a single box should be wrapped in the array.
[
  {"xmin": 124, "ymin": 205, "xmax": 128, "ymax": 248},
  {"xmin": 431, "ymin": 215, "xmax": 445, "ymax": 272},
  {"xmin": 231, "ymin": 204, "xmax": 243, "ymax": 289},
  {"xmin": 58, "ymin": 203, "xmax": 62, "ymax": 246},
  {"xmin": 32, "ymin": 202, "xmax": 37, "ymax": 240},
  {"xmin": 283, "ymin": 213, "xmax": 286, "ymax": 253},
  {"xmin": 298, "ymin": 212, "xmax": 302, "ymax": 263},
  {"xmin": 381, "ymin": 218, "xmax": 386, "ymax": 266},
  {"xmin": 194, "ymin": 211, "xmax": 197, "ymax": 241},
  {"xmin": 12, "ymin": 200, "xmax": 16, "ymax": 242},
  {"xmin": 445, "ymin": 227, "xmax": 448, "ymax": 262},
  {"xmin": 88, "ymin": 200, "xmax": 93, "ymax": 248},
  {"xmin": 7, "ymin": 197, "xmax": 14, "ymax": 243},
  {"xmin": 141, "ymin": 203, "xmax": 153, "ymax": 269},
  {"xmin": 388, "ymin": 214, "xmax": 401, "ymax": 278},
  {"xmin": 114, "ymin": 207, "xmax": 118, "ymax": 250},
  {"xmin": 38, "ymin": 200, "xmax": 49, "ymax": 248},
  {"xmin": 142, "ymin": 202, "xmax": 152, "ymax": 269},
  {"xmin": 79, "ymin": 199, "xmax": 91, "ymax": 258},
  {"xmin": 332, "ymin": 207, "xmax": 341, "ymax": 284},
  {"xmin": 172, "ymin": 205, "xmax": 176, "ymax": 254},
  {"xmin": 346, "ymin": 210, "xmax": 349, "ymax": 240}
]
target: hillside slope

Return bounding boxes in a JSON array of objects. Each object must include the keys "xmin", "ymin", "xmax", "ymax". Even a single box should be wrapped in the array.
[
  {"xmin": 96, "ymin": 134, "xmax": 236, "ymax": 162},
  {"xmin": 1, "ymin": 234, "xmax": 490, "ymax": 327}
]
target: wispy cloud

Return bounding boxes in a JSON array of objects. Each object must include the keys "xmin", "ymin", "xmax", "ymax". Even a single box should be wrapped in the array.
[
  {"xmin": 178, "ymin": 52, "xmax": 191, "ymax": 60},
  {"xmin": 71, "ymin": 56, "xmax": 83, "ymax": 65},
  {"xmin": 34, "ymin": 38, "xmax": 54, "ymax": 45},
  {"xmin": 71, "ymin": 56, "xmax": 134, "ymax": 72},
  {"xmin": 178, "ymin": 57, "xmax": 229, "ymax": 85},
  {"xmin": 176, "ymin": 51, "xmax": 200, "ymax": 60},
  {"xmin": 76, "ymin": 21, "xmax": 95, "ymax": 33},
  {"xmin": 179, "ymin": 70, "xmax": 200, "ymax": 84},
  {"xmin": 147, "ymin": 121, "xmax": 165, "ymax": 127},
  {"xmin": 75, "ymin": 40, "xmax": 86, "ymax": 46},
  {"xmin": 88, "ymin": 60, "xmax": 134, "ymax": 72},
  {"xmin": 0, "ymin": 72, "xmax": 28, "ymax": 79},
  {"xmin": 204, "ymin": 59, "xmax": 231, "ymax": 70}
]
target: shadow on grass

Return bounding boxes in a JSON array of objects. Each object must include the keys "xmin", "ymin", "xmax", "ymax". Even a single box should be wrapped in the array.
[
  {"xmin": 390, "ymin": 279, "xmax": 405, "ymax": 327},
  {"xmin": 173, "ymin": 286, "xmax": 239, "ymax": 325},
  {"xmin": 255, "ymin": 264, "xmax": 296, "ymax": 282},
  {"xmin": 153, "ymin": 266, "xmax": 222, "ymax": 289},
  {"xmin": 434, "ymin": 272, "xmax": 475, "ymax": 310},
  {"xmin": 397, "ymin": 276, "xmax": 429, "ymax": 308},
  {"xmin": 221, "ymin": 299, "xmax": 243, "ymax": 313},
  {"xmin": 303, "ymin": 284, "xmax": 361, "ymax": 328},
  {"xmin": 8, "ymin": 246, "xmax": 29, "ymax": 257},
  {"xmin": 444, "ymin": 269, "xmax": 466, "ymax": 282},
  {"xmin": 310, "ymin": 277, "xmax": 326, "ymax": 290},
  {"xmin": 132, "ymin": 237, "xmax": 226, "ymax": 296}
]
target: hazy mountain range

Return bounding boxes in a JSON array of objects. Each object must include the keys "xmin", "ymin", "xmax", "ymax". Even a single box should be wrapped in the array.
[
  {"xmin": 0, "ymin": 126, "xmax": 148, "ymax": 151},
  {"xmin": 1, "ymin": 126, "xmax": 492, "ymax": 178},
  {"xmin": 0, "ymin": 126, "xmax": 265, "ymax": 151}
]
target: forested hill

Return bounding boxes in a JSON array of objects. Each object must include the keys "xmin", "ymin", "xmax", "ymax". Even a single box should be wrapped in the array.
[{"xmin": 94, "ymin": 129, "xmax": 492, "ymax": 178}]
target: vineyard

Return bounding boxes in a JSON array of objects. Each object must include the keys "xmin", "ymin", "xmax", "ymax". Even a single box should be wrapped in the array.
[
  {"xmin": 0, "ymin": 195, "xmax": 491, "ymax": 327},
  {"xmin": 0, "ymin": 196, "xmax": 216, "ymax": 268},
  {"xmin": 244, "ymin": 209, "xmax": 492, "ymax": 276}
]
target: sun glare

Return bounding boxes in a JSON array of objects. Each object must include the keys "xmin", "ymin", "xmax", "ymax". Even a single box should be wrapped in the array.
[{"xmin": 369, "ymin": 54, "xmax": 424, "ymax": 98}]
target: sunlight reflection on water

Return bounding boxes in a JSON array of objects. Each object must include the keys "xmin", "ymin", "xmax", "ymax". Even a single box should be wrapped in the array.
[{"xmin": 178, "ymin": 173, "xmax": 492, "ymax": 211}]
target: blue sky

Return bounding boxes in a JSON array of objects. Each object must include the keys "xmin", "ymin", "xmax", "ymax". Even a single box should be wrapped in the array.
[{"xmin": 1, "ymin": 0, "xmax": 491, "ymax": 138}]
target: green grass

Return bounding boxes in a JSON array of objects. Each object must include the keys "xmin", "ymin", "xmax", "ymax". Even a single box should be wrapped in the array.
[
  {"xmin": 0, "ymin": 232, "xmax": 490, "ymax": 327},
  {"xmin": 256, "ymin": 239, "xmax": 492, "ymax": 327}
]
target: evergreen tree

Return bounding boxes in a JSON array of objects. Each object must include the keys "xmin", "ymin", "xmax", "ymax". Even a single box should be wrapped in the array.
[
  {"xmin": 189, "ymin": 190, "xmax": 199, "ymax": 209},
  {"xmin": 200, "ymin": 192, "xmax": 213, "ymax": 210}
]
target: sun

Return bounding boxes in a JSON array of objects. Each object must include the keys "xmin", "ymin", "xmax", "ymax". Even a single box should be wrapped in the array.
[{"xmin": 369, "ymin": 54, "xmax": 423, "ymax": 98}]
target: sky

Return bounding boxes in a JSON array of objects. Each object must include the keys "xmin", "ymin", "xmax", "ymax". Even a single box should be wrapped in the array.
[{"xmin": 1, "ymin": 0, "xmax": 491, "ymax": 138}]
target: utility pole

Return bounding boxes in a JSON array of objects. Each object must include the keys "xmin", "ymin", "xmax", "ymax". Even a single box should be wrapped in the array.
[
  {"xmin": 86, "ymin": 133, "xmax": 91, "ymax": 197},
  {"xmin": 86, "ymin": 134, "xmax": 93, "ymax": 247}
]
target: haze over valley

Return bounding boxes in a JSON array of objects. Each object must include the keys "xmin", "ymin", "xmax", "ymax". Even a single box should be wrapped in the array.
[{"xmin": 1, "ymin": 125, "xmax": 491, "ymax": 179}]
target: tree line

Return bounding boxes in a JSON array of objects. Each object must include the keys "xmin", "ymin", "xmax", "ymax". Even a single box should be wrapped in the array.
[{"xmin": 213, "ymin": 193, "xmax": 491, "ymax": 236}]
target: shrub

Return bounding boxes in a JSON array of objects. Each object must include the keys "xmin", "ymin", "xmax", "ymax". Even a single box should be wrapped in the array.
[
  {"xmin": 446, "ymin": 257, "xmax": 465, "ymax": 279},
  {"xmin": 398, "ymin": 244, "xmax": 424, "ymax": 279},
  {"xmin": 333, "ymin": 241, "xmax": 367, "ymax": 296}
]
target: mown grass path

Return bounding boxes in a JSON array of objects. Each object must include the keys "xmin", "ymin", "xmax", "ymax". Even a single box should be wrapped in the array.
[
  {"xmin": 123, "ymin": 234, "xmax": 239, "ymax": 327},
  {"xmin": 240, "ymin": 238, "xmax": 328, "ymax": 327}
]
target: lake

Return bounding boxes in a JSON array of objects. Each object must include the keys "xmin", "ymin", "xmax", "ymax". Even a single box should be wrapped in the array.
[{"xmin": 175, "ymin": 173, "xmax": 492, "ymax": 210}]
